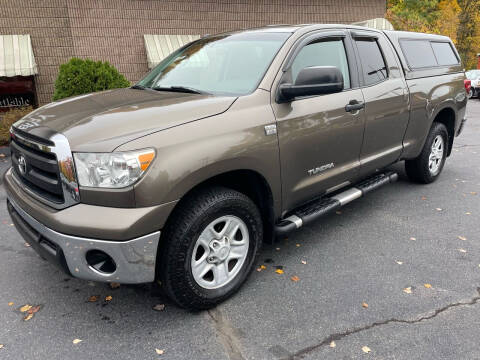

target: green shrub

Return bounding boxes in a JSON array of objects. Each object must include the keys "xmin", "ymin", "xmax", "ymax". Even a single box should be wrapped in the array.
[
  {"xmin": 0, "ymin": 106, "xmax": 33, "ymax": 145},
  {"xmin": 53, "ymin": 58, "xmax": 130, "ymax": 101}
]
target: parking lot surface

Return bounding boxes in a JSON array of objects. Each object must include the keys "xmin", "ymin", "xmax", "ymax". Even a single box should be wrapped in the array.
[{"xmin": 0, "ymin": 101, "xmax": 479, "ymax": 360}]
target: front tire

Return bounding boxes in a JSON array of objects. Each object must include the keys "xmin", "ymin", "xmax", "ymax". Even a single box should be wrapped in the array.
[
  {"xmin": 405, "ymin": 122, "xmax": 448, "ymax": 184},
  {"xmin": 158, "ymin": 186, "xmax": 262, "ymax": 310}
]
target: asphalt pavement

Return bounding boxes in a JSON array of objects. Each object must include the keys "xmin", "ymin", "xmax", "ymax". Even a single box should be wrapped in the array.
[{"xmin": 0, "ymin": 101, "xmax": 479, "ymax": 360}]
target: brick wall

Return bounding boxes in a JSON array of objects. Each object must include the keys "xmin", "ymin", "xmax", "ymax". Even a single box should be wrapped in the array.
[{"xmin": 1, "ymin": 0, "xmax": 386, "ymax": 105}]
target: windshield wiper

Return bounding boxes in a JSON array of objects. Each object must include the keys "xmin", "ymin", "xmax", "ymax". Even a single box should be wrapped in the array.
[
  {"xmin": 131, "ymin": 84, "xmax": 146, "ymax": 90},
  {"xmin": 151, "ymin": 86, "xmax": 210, "ymax": 95}
]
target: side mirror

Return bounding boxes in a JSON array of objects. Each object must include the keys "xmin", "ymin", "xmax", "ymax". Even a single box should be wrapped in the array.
[{"xmin": 277, "ymin": 66, "xmax": 344, "ymax": 102}]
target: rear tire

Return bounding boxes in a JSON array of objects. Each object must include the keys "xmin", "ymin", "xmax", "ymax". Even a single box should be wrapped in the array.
[
  {"xmin": 158, "ymin": 186, "xmax": 262, "ymax": 310},
  {"xmin": 405, "ymin": 122, "xmax": 448, "ymax": 184}
]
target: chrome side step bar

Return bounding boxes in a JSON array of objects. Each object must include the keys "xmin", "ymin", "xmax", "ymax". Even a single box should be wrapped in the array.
[{"xmin": 275, "ymin": 172, "xmax": 398, "ymax": 236}]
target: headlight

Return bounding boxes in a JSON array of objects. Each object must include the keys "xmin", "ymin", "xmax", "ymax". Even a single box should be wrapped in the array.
[{"xmin": 73, "ymin": 149, "xmax": 155, "ymax": 188}]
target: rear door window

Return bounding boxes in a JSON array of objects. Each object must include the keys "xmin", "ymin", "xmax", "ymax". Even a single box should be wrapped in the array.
[
  {"xmin": 431, "ymin": 42, "xmax": 459, "ymax": 65},
  {"xmin": 355, "ymin": 39, "xmax": 388, "ymax": 86}
]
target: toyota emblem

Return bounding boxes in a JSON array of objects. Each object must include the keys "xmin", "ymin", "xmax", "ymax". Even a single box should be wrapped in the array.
[{"xmin": 17, "ymin": 155, "xmax": 27, "ymax": 176}]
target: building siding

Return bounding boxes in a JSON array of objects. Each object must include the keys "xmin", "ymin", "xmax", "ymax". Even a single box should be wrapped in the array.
[{"xmin": 0, "ymin": 0, "xmax": 386, "ymax": 105}]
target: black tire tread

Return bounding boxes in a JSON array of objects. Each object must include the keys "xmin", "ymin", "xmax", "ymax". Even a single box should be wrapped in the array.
[
  {"xmin": 405, "ymin": 122, "xmax": 448, "ymax": 184},
  {"xmin": 158, "ymin": 186, "xmax": 262, "ymax": 310}
]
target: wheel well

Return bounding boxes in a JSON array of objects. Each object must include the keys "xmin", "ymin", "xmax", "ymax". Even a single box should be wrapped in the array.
[
  {"xmin": 167, "ymin": 170, "xmax": 275, "ymax": 243},
  {"xmin": 433, "ymin": 107, "xmax": 455, "ymax": 156}
]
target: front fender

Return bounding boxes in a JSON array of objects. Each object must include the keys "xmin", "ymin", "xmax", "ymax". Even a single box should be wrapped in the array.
[{"xmin": 116, "ymin": 90, "xmax": 282, "ymax": 217}]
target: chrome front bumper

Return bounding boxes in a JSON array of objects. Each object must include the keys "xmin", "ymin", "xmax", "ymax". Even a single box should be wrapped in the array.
[{"xmin": 7, "ymin": 196, "xmax": 160, "ymax": 284}]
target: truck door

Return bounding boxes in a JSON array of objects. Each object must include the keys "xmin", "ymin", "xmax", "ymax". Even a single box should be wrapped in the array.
[
  {"xmin": 350, "ymin": 30, "xmax": 410, "ymax": 176},
  {"xmin": 270, "ymin": 30, "xmax": 365, "ymax": 212}
]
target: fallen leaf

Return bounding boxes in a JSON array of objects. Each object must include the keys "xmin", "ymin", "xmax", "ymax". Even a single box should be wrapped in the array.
[
  {"xmin": 458, "ymin": 248, "xmax": 467, "ymax": 253},
  {"xmin": 424, "ymin": 283, "xmax": 432, "ymax": 289},
  {"xmin": 296, "ymin": 244, "xmax": 301, "ymax": 247},
  {"xmin": 19, "ymin": 304, "xmax": 32, "ymax": 313},
  {"xmin": 155, "ymin": 348, "xmax": 164, "ymax": 355},
  {"xmin": 23, "ymin": 313, "xmax": 34, "ymax": 321},
  {"xmin": 8, "ymin": 302, "xmax": 14, "ymax": 306},
  {"xmin": 105, "ymin": 295, "xmax": 112, "ymax": 302},
  {"xmin": 362, "ymin": 346, "xmax": 371, "ymax": 353},
  {"xmin": 275, "ymin": 269, "xmax": 284, "ymax": 274},
  {"xmin": 88, "ymin": 295, "xmax": 99, "ymax": 302},
  {"xmin": 330, "ymin": 341, "xmax": 336, "ymax": 348},
  {"xmin": 458, "ymin": 236, "xmax": 467, "ymax": 241},
  {"xmin": 72, "ymin": 339, "xmax": 82, "ymax": 344},
  {"xmin": 410, "ymin": 237, "xmax": 416, "ymax": 241},
  {"xmin": 256, "ymin": 265, "xmax": 266, "ymax": 272},
  {"xmin": 27, "ymin": 305, "xmax": 40, "ymax": 314},
  {"xmin": 396, "ymin": 260, "xmax": 403, "ymax": 265},
  {"xmin": 301, "ymin": 260, "xmax": 307, "ymax": 265},
  {"xmin": 403, "ymin": 287, "xmax": 412, "ymax": 294},
  {"xmin": 109, "ymin": 282, "xmax": 120, "ymax": 289},
  {"xmin": 291, "ymin": 275, "xmax": 300, "ymax": 282},
  {"xmin": 152, "ymin": 304, "xmax": 165, "ymax": 312},
  {"xmin": 362, "ymin": 302, "xmax": 368, "ymax": 308}
]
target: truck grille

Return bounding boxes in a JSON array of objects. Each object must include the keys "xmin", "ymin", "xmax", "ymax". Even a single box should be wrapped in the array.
[{"xmin": 9, "ymin": 128, "xmax": 79, "ymax": 209}]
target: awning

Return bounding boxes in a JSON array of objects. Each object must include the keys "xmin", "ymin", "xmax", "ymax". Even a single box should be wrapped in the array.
[
  {"xmin": 352, "ymin": 18, "xmax": 394, "ymax": 31},
  {"xmin": 0, "ymin": 35, "xmax": 38, "ymax": 77},
  {"xmin": 144, "ymin": 34, "xmax": 201, "ymax": 69}
]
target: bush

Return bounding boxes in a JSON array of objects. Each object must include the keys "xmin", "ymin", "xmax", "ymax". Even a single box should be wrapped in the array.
[
  {"xmin": 53, "ymin": 58, "xmax": 131, "ymax": 101},
  {"xmin": 0, "ymin": 106, "xmax": 34, "ymax": 145}
]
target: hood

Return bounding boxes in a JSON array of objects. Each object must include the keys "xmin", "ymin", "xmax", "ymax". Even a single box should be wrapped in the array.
[{"xmin": 13, "ymin": 88, "xmax": 237, "ymax": 152}]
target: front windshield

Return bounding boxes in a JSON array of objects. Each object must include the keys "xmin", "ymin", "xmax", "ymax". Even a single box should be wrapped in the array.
[
  {"xmin": 137, "ymin": 32, "xmax": 291, "ymax": 96},
  {"xmin": 466, "ymin": 70, "xmax": 480, "ymax": 80}
]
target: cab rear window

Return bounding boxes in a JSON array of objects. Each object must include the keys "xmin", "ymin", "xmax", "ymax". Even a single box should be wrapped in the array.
[{"xmin": 400, "ymin": 39, "xmax": 459, "ymax": 69}]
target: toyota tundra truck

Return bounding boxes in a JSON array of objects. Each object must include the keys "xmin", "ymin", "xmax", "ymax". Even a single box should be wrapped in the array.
[{"xmin": 5, "ymin": 25, "xmax": 468, "ymax": 310}]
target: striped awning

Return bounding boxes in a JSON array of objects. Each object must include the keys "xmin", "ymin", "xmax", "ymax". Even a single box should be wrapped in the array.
[
  {"xmin": 143, "ymin": 34, "xmax": 201, "ymax": 69},
  {"xmin": 0, "ymin": 35, "xmax": 38, "ymax": 77},
  {"xmin": 352, "ymin": 18, "xmax": 395, "ymax": 31}
]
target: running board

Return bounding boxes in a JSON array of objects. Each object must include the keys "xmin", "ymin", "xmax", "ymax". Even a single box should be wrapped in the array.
[{"xmin": 275, "ymin": 172, "xmax": 398, "ymax": 236}]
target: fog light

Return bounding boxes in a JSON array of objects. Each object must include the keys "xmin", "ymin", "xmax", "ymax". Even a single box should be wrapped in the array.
[{"xmin": 86, "ymin": 250, "xmax": 116, "ymax": 274}]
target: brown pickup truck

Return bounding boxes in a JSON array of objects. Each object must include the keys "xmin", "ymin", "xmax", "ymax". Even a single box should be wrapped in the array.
[{"xmin": 5, "ymin": 24, "xmax": 467, "ymax": 310}]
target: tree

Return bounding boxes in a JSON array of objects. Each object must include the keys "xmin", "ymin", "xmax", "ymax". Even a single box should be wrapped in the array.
[
  {"xmin": 386, "ymin": 0, "xmax": 441, "ymax": 33},
  {"xmin": 53, "ymin": 58, "xmax": 130, "ymax": 101},
  {"xmin": 437, "ymin": 0, "xmax": 461, "ymax": 43},
  {"xmin": 456, "ymin": 0, "xmax": 480, "ymax": 68}
]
